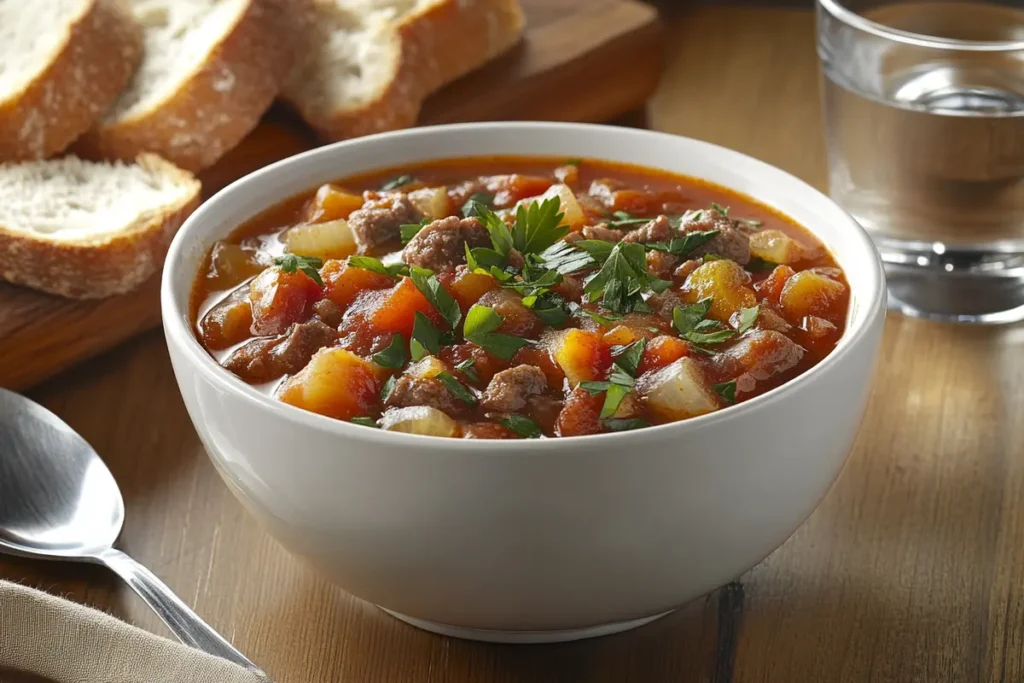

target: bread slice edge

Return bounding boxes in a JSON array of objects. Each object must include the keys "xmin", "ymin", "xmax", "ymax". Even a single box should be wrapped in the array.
[
  {"xmin": 0, "ymin": 0, "xmax": 142, "ymax": 161},
  {"xmin": 0, "ymin": 155, "xmax": 201, "ymax": 299}
]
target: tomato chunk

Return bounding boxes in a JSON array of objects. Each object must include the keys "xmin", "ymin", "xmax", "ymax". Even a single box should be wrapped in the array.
[
  {"xmin": 754, "ymin": 265, "xmax": 796, "ymax": 305},
  {"xmin": 249, "ymin": 267, "xmax": 322, "ymax": 336},
  {"xmin": 638, "ymin": 335, "xmax": 690, "ymax": 375},
  {"xmin": 555, "ymin": 387, "xmax": 604, "ymax": 437}
]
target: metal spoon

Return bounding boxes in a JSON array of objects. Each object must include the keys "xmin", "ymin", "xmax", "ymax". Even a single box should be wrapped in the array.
[{"xmin": 0, "ymin": 388, "xmax": 263, "ymax": 675}]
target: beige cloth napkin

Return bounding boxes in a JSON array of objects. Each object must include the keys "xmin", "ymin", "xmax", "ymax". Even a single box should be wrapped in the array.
[{"xmin": 0, "ymin": 581, "xmax": 268, "ymax": 683}]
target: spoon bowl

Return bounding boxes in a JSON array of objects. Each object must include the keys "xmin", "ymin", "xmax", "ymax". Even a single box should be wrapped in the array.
[
  {"xmin": 0, "ymin": 389, "xmax": 123, "ymax": 559},
  {"xmin": 0, "ymin": 388, "xmax": 262, "ymax": 674}
]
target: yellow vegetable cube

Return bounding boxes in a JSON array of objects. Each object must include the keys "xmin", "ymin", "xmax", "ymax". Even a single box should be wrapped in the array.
[
  {"xmin": 408, "ymin": 186, "xmax": 450, "ymax": 219},
  {"xmin": 284, "ymin": 219, "xmax": 357, "ymax": 260},
  {"xmin": 779, "ymin": 270, "xmax": 847, "ymax": 324},
  {"xmin": 522, "ymin": 183, "xmax": 586, "ymax": 230},
  {"xmin": 277, "ymin": 348, "xmax": 378, "ymax": 420},
  {"xmin": 749, "ymin": 229, "xmax": 816, "ymax": 264},
  {"xmin": 681, "ymin": 260, "xmax": 757, "ymax": 321},
  {"xmin": 552, "ymin": 329, "xmax": 611, "ymax": 387},
  {"xmin": 380, "ymin": 406, "xmax": 459, "ymax": 437}
]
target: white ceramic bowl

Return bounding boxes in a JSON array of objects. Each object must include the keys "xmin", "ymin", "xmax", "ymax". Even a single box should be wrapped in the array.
[{"xmin": 162, "ymin": 122, "xmax": 886, "ymax": 643}]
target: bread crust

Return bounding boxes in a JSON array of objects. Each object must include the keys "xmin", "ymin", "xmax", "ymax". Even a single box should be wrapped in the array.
[
  {"xmin": 288, "ymin": 0, "xmax": 525, "ymax": 141},
  {"xmin": 0, "ymin": 155, "xmax": 201, "ymax": 299},
  {"xmin": 75, "ymin": 0, "xmax": 296, "ymax": 172},
  {"xmin": 0, "ymin": 0, "xmax": 142, "ymax": 161}
]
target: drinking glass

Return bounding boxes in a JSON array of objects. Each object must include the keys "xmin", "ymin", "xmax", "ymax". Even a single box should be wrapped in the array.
[{"xmin": 817, "ymin": 0, "xmax": 1024, "ymax": 323}]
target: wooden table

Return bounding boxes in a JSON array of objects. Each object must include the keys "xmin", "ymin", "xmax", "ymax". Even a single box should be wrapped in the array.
[{"xmin": 5, "ymin": 6, "xmax": 1024, "ymax": 682}]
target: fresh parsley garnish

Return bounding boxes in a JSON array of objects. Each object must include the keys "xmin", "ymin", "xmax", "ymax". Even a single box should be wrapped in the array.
[
  {"xmin": 735, "ymin": 305, "xmax": 760, "ymax": 334},
  {"xmin": 372, "ymin": 334, "xmax": 408, "ymax": 368},
  {"xmin": 606, "ymin": 210, "xmax": 650, "ymax": 228},
  {"xmin": 380, "ymin": 174, "xmax": 415, "ymax": 191},
  {"xmin": 410, "ymin": 311, "xmax": 442, "ymax": 360},
  {"xmin": 409, "ymin": 267, "xmax": 461, "ymax": 328},
  {"xmin": 612, "ymin": 339, "xmax": 646, "ymax": 376},
  {"xmin": 500, "ymin": 414, "xmax": 543, "ymax": 438},
  {"xmin": 462, "ymin": 192, "xmax": 494, "ymax": 218},
  {"xmin": 568, "ymin": 302, "xmax": 622, "ymax": 327},
  {"xmin": 747, "ymin": 257, "xmax": 778, "ymax": 272},
  {"xmin": 738, "ymin": 217, "xmax": 763, "ymax": 228},
  {"xmin": 603, "ymin": 418, "xmax": 650, "ymax": 432},
  {"xmin": 400, "ymin": 218, "xmax": 431, "ymax": 244},
  {"xmin": 646, "ymin": 230, "xmax": 720, "ymax": 257},
  {"xmin": 347, "ymin": 255, "xmax": 407, "ymax": 278},
  {"xmin": 475, "ymin": 197, "xmax": 566, "ymax": 261},
  {"xmin": 578, "ymin": 339, "xmax": 645, "ymax": 419},
  {"xmin": 713, "ymin": 381, "xmax": 737, "ymax": 403},
  {"xmin": 463, "ymin": 304, "xmax": 530, "ymax": 360},
  {"xmin": 533, "ymin": 301, "xmax": 568, "ymax": 326},
  {"xmin": 564, "ymin": 158, "xmax": 582, "ymax": 167},
  {"xmin": 582, "ymin": 242, "xmax": 669, "ymax": 315},
  {"xmin": 672, "ymin": 299, "xmax": 735, "ymax": 346},
  {"xmin": 454, "ymin": 358, "xmax": 479, "ymax": 383},
  {"xmin": 380, "ymin": 375, "xmax": 397, "ymax": 403},
  {"xmin": 539, "ymin": 241, "xmax": 594, "ymax": 274},
  {"xmin": 711, "ymin": 202, "xmax": 729, "ymax": 216},
  {"xmin": 437, "ymin": 371, "xmax": 476, "ymax": 405},
  {"xmin": 350, "ymin": 417, "xmax": 379, "ymax": 428},
  {"xmin": 275, "ymin": 254, "xmax": 324, "ymax": 286}
]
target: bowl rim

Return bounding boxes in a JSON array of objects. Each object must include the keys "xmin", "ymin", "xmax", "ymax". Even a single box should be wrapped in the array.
[{"xmin": 162, "ymin": 121, "xmax": 886, "ymax": 451}]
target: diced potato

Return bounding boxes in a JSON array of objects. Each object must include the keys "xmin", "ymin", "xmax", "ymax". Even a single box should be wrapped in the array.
[
  {"xmin": 448, "ymin": 268, "xmax": 498, "ymax": 311},
  {"xmin": 198, "ymin": 289, "xmax": 253, "ymax": 350},
  {"xmin": 551, "ymin": 329, "xmax": 611, "ymax": 387},
  {"xmin": 371, "ymin": 277, "xmax": 441, "ymax": 337},
  {"xmin": 308, "ymin": 184, "xmax": 364, "ymax": 222},
  {"xmin": 206, "ymin": 241, "xmax": 264, "ymax": 291},
  {"xmin": 603, "ymin": 325, "xmax": 641, "ymax": 346},
  {"xmin": 380, "ymin": 406, "xmax": 459, "ymax": 437},
  {"xmin": 408, "ymin": 186, "xmax": 450, "ymax": 219},
  {"xmin": 321, "ymin": 259, "xmax": 394, "ymax": 310},
  {"xmin": 249, "ymin": 267, "xmax": 321, "ymax": 336},
  {"xmin": 637, "ymin": 357, "xmax": 720, "ymax": 421},
  {"xmin": 638, "ymin": 335, "xmax": 690, "ymax": 375},
  {"xmin": 285, "ymin": 219, "xmax": 357, "ymax": 260},
  {"xmin": 681, "ymin": 260, "xmax": 757, "ymax": 321},
  {"xmin": 278, "ymin": 348, "xmax": 378, "ymax": 420},
  {"xmin": 406, "ymin": 356, "xmax": 447, "ymax": 379},
  {"xmin": 749, "ymin": 230, "xmax": 816, "ymax": 264},
  {"xmin": 779, "ymin": 271, "xmax": 847, "ymax": 324},
  {"xmin": 521, "ymin": 183, "xmax": 586, "ymax": 230}
]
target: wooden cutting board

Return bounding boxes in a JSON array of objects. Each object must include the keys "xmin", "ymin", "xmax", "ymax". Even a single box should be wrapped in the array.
[{"xmin": 0, "ymin": 0, "xmax": 663, "ymax": 391}]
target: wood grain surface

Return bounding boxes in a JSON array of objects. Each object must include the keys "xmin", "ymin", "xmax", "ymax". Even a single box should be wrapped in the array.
[
  {"xmin": 5, "ymin": 5, "xmax": 1024, "ymax": 683},
  {"xmin": 0, "ymin": 0, "xmax": 663, "ymax": 392}
]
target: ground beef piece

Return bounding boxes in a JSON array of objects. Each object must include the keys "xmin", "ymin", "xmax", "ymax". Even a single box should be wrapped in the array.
[
  {"xmin": 312, "ymin": 299, "xmax": 343, "ymax": 328},
  {"xmin": 646, "ymin": 289, "xmax": 687, "ymax": 319},
  {"xmin": 385, "ymin": 375, "xmax": 472, "ymax": 418},
  {"xmin": 673, "ymin": 259, "xmax": 701, "ymax": 281},
  {"xmin": 223, "ymin": 320, "xmax": 337, "ymax": 383},
  {"xmin": 402, "ymin": 216, "xmax": 491, "ymax": 271},
  {"xmin": 622, "ymin": 215, "xmax": 675, "ymax": 244},
  {"xmin": 679, "ymin": 207, "xmax": 751, "ymax": 265},
  {"xmin": 712, "ymin": 329, "xmax": 805, "ymax": 393},
  {"xmin": 476, "ymin": 289, "xmax": 543, "ymax": 337},
  {"xmin": 646, "ymin": 250, "xmax": 679, "ymax": 278},
  {"xmin": 480, "ymin": 365, "xmax": 548, "ymax": 412},
  {"xmin": 348, "ymin": 193, "xmax": 422, "ymax": 252},
  {"xmin": 552, "ymin": 273, "xmax": 583, "ymax": 302},
  {"xmin": 581, "ymin": 223, "xmax": 623, "ymax": 242}
]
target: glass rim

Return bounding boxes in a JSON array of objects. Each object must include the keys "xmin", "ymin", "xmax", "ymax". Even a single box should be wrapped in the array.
[{"xmin": 818, "ymin": 0, "xmax": 1024, "ymax": 52}]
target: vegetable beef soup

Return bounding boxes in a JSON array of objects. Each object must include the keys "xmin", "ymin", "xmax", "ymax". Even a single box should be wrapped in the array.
[{"xmin": 192, "ymin": 157, "xmax": 850, "ymax": 439}]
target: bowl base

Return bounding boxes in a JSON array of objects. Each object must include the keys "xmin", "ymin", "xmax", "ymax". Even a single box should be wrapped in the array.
[{"xmin": 378, "ymin": 607, "xmax": 674, "ymax": 643}]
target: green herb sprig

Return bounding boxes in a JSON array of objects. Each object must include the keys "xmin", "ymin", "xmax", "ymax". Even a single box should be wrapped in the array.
[{"xmin": 274, "ymin": 254, "xmax": 324, "ymax": 286}]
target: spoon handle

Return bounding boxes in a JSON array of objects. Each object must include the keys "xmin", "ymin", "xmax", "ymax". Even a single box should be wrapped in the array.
[{"xmin": 97, "ymin": 548, "xmax": 266, "ymax": 677}]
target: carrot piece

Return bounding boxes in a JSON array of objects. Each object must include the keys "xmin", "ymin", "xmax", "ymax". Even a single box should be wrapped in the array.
[
  {"xmin": 278, "ymin": 348, "xmax": 378, "ymax": 420},
  {"xmin": 638, "ymin": 335, "xmax": 690, "ymax": 376},
  {"xmin": 321, "ymin": 260, "xmax": 395, "ymax": 310},
  {"xmin": 371, "ymin": 277, "xmax": 442, "ymax": 337},
  {"xmin": 249, "ymin": 267, "xmax": 321, "ymax": 336},
  {"xmin": 552, "ymin": 329, "xmax": 612, "ymax": 387}
]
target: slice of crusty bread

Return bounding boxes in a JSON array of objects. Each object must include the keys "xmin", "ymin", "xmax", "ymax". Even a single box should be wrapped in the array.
[
  {"xmin": 0, "ymin": 154, "xmax": 200, "ymax": 299},
  {"xmin": 283, "ymin": 0, "xmax": 525, "ymax": 141},
  {"xmin": 0, "ymin": 0, "xmax": 142, "ymax": 161},
  {"xmin": 74, "ymin": 0, "xmax": 295, "ymax": 172}
]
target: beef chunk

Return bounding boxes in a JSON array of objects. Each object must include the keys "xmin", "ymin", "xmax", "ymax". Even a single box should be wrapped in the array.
[
  {"xmin": 476, "ymin": 289, "xmax": 543, "ymax": 337},
  {"xmin": 223, "ymin": 320, "xmax": 338, "ymax": 383},
  {"xmin": 348, "ymin": 193, "xmax": 422, "ymax": 252},
  {"xmin": 581, "ymin": 223, "xmax": 623, "ymax": 242},
  {"xmin": 312, "ymin": 299, "xmax": 343, "ymax": 327},
  {"xmin": 481, "ymin": 365, "xmax": 548, "ymax": 412},
  {"xmin": 646, "ymin": 250, "xmax": 679, "ymax": 278},
  {"xmin": 385, "ymin": 375, "xmax": 472, "ymax": 417},
  {"xmin": 713, "ymin": 329, "xmax": 805, "ymax": 393},
  {"xmin": 680, "ymin": 207, "xmax": 752, "ymax": 265},
  {"xmin": 402, "ymin": 216, "xmax": 491, "ymax": 271},
  {"xmin": 622, "ymin": 215, "xmax": 675, "ymax": 244},
  {"xmin": 646, "ymin": 289, "xmax": 687, "ymax": 319}
]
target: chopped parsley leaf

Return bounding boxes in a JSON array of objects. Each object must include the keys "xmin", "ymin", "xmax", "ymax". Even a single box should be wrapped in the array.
[
  {"xmin": 372, "ymin": 334, "xmax": 408, "ymax": 368},
  {"xmin": 347, "ymin": 255, "xmax": 407, "ymax": 278},
  {"xmin": 603, "ymin": 418, "xmax": 650, "ymax": 432},
  {"xmin": 274, "ymin": 254, "xmax": 323, "ymax": 286},
  {"xmin": 711, "ymin": 202, "xmax": 730, "ymax": 216},
  {"xmin": 606, "ymin": 210, "xmax": 650, "ymax": 228},
  {"xmin": 380, "ymin": 375, "xmax": 397, "ymax": 403},
  {"xmin": 380, "ymin": 174, "xmax": 415, "ymax": 191},
  {"xmin": 735, "ymin": 305, "xmax": 760, "ymax": 334},
  {"xmin": 713, "ymin": 381, "xmax": 737, "ymax": 403},
  {"xmin": 400, "ymin": 218, "xmax": 431, "ymax": 244},
  {"xmin": 462, "ymin": 192, "xmax": 494, "ymax": 218},
  {"xmin": 646, "ymin": 229, "xmax": 720, "ymax": 257},
  {"xmin": 454, "ymin": 358, "xmax": 479, "ymax": 383},
  {"xmin": 410, "ymin": 311, "xmax": 442, "ymax": 360},
  {"xmin": 410, "ymin": 266, "xmax": 461, "ymax": 328},
  {"xmin": 437, "ymin": 371, "xmax": 476, "ymax": 405},
  {"xmin": 500, "ymin": 414, "xmax": 543, "ymax": 438},
  {"xmin": 350, "ymin": 417, "xmax": 379, "ymax": 428},
  {"xmin": 463, "ymin": 304, "xmax": 530, "ymax": 360}
]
